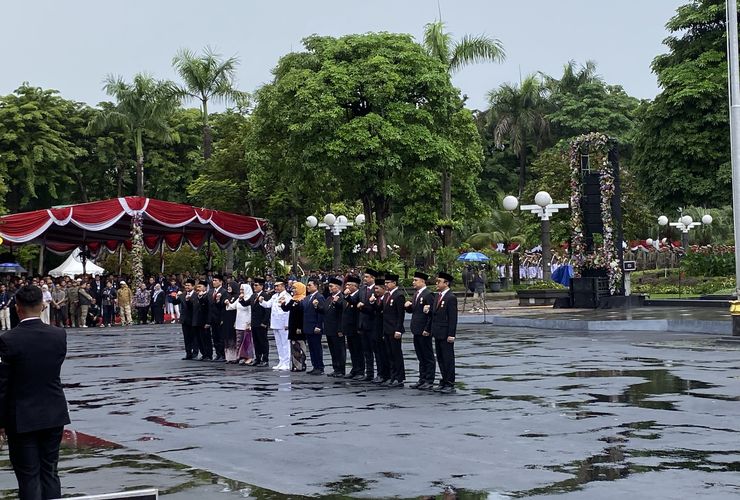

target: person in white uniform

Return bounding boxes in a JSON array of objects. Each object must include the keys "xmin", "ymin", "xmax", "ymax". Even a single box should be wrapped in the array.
[{"xmin": 259, "ymin": 280, "xmax": 291, "ymax": 370}]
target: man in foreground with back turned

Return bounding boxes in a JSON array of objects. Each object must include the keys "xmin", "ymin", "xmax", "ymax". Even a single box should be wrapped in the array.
[{"xmin": 0, "ymin": 285, "xmax": 70, "ymax": 500}]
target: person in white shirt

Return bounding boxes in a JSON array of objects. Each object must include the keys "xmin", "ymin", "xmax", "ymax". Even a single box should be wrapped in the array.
[{"xmin": 259, "ymin": 280, "xmax": 291, "ymax": 370}]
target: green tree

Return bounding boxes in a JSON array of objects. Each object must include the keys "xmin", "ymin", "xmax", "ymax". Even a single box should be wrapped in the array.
[
  {"xmin": 87, "ymin": 74, "xmax": 180, "ymax": 197},
  {"xmin": 488, "ymin": 74, "xmax": 550, "ymax": 198},
  {"xmin": 172, "ymin": 47, "xmax": 248, "ymax": 159},
  {"xmin": 250, "ymin": 33, "xmax": 483, "ymax": 260},
  {"xmin": 544, "ymin": 61, "xmax": 641, "ymax": 143},
  {"xmin": 0, "ymin": 84, "xmax": 88, "ymax": 212},
  {"xmin": 634, "ymin": 0, "xmax": 733, "ymax": 209},
  {"xmin": 421, "ymin": 20, "xmax": 505, "ymax": 246}
]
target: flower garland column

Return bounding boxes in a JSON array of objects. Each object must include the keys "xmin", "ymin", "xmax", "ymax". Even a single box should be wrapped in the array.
[{"xmin": 131, "ymin": 213, "xmax": 144, "ymax": 289}]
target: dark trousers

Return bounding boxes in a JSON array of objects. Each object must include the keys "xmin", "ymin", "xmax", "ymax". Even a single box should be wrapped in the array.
[
  {"xmin": 7, "ymin": 426, "xmax": 64, "ymax": 500},
  {"xmin": 326, "ymin": 335, "xmax": 346, "ymax": 375},
  {"xmin": 52, "ymin": 307, "xmax": 67, "ymax": 327},
  {"xmin": 373, "ymin": 332, "xmax": 390, "ymax": 380},
  {"xmin": 196, "ymin": 325, "xmax": 213, "ymax": 359},
  {"xmin": 306, "ymin": 333, "xmax": 324, "ymax": 370},
  {"xmin": 252, "ymin": 325, "xmax": 269, "ymax": 363},
  {"xmin": 137, "ymin": 307, "xmax": 149, "ymax": 324},
  {"xmin": 102, "ymin": 305, "xmax": 115, "ymax": 325},
  {"xmin": 211, "ymin": 323, "xmax": 225, "ymax": 358},
  {"xmin": 384, "ymin": 333, "xmax": 405, "ymax": 382},
  {"xmin": 413, "ymin": 334, "xmax": 436, "ymax": 384},
  {"xmin": 152, "ymin": 305, "xmax": 164, "ymax": 324},
  {"xmin": 182, "ymin": 323, "xmax": 197, "ymax": 358},
  {"xmin": 435, "ymin": 338, "xmax": 455, "ymax": 386},
  {"xmin": 345, "ymin": 333, "xmax": 364, "ymax": 375},
  {"xmin": 359, "ymin": 329, "xmax": 375, "ymax": 378}
]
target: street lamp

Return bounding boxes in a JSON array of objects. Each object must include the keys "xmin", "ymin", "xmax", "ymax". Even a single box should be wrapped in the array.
[
  {"xmin": 657, "ymin": 213, "xmax": 712, "ymax": 250},
  {"xmin": 504, "ymin": 191, "xmax": 568, "ymax": 281},
  {"xmin": 306, "ymin": 213, "xmax": 365, "ymax": 271}
]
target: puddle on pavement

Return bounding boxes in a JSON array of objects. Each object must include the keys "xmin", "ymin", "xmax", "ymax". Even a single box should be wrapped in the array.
[
  {"xmin": 144, "ymin": 416, "xmax": 191, "ymax": 429},
  {"xmin": 561, "ymin": 368, "xmax": 718, "ymax": 411}
]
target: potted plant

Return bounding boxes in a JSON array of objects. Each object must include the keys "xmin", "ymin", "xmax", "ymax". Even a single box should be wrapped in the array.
[{"xmin": 515, "ymin": 280, "xmax": 568, "ymax": 306}]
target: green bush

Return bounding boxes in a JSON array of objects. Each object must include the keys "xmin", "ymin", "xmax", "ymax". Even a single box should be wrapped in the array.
[
  {"xmin": 682, "ymin": 252, "xmax": 735, "ymax": 277},
  {"xmin": 516, "ymin": 280, "xmax": 566, "ymax": 291}
]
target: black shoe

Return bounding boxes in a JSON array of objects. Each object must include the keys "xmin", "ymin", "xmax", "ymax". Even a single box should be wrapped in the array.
[
  {"xmin": 362, "ymin": 375, "xmax": 374, "ymax": 382},
  {"xmin": 352, "ymin": 373, "xmax": 365, "ymax": 381},
  {"xmin": 309, "ymin": 369, "xmax": 324, "ymax": 375},
  {"xmin": 182, "ymin": 356, "xmax": 193, "ymax": 361},
  {"xmin": 344, "ymin": 373, "xmax": 356, "ymax": 379},
  {"xmin": 371, "ymin": 376, "xmax": 384, "ymax": 384},
  {"xmin": 258, "ymin": 361, "xmax": 269, "ymax": 367},
  {"xmin": 439, "ymin": 385, "xmax": 456, "ymax": 394},
  {"xmin": 418, "ymin": 382, "xmax": 434, "ymax": 390},
  {"xmin": 198, "ymin": 356, "xmax": 212, "ymax": 361},
  {"xmin": 409, "ymin": 381, "xmax": 424, "ymax": 389},
  {"xmin": 214, "ymin": 356, "xmax": 225, "ymax": 361},
  {"xmin": 388, "ymin": 380, "xmax": 404, "ymax": 388},
  {"xmin": 380, "ymin": 379, "xmax": 393, "ymax": 387},
  {"xmin": 433, "ymin": 384, "xmax": 445, "ymax": 392}
]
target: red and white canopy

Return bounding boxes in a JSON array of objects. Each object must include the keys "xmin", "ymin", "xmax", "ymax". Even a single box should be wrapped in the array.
[{"xmin": 0, "ymin": 197, "xmax": 266, "ymax": 254}]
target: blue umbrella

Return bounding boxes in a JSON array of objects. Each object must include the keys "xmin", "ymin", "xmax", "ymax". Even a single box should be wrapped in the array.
[
  {"xmin": 457, "ymin": 251, "xmax": 490, "ymax": 262},
  {"xmin": 0, "ymin": 262, "xmax": 27, "ymax": 274}
]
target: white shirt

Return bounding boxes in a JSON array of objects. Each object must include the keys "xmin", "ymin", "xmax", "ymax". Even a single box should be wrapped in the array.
[{"xmin": 260, "ymin": 290, "xmax": 291, "ymax": 330}]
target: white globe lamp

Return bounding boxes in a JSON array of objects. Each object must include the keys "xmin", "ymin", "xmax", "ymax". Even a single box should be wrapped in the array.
[
  {"xmin": 355, "ymin": 214, "xmax": 365, "ymax": 225},
  {"xmin": 646, "ymin": 238, "xmax": 654, "ymax": 246},
  {"xmin": 681, "ymin": 215, "xmax": 693, "ymax": 227},
  {"xmin": 534, "ymin": 191, "xmax": 552, "ymax": 208},
  {"xmin": 306, "ymin": 215, "xmax": 318, "ymax": 228},
  {"xmin": 701, "ymin": 214, "xmax": 713, "ymax": 225},
  {"xmin": 502, "ymin": 195, "xmax": 519, "ymax": 211},
  {"xmin": 657, "ymin": 216, "xmax": 669, "ymax": 226},
  {"xmin": 323, "ymin": 213, "xmax": 336, "ymax": 226},
  {"xmin": 336, "ymin": 215, "xmax": 348, "ymax": 225}
]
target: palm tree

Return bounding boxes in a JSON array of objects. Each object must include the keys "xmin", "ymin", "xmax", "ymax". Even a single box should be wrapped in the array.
[
  {"xmin": 422, "ymin": 20, "xmax": 505, "ymax": 247},
  {"xmin": 87, "ymin": 74, "xmax": 180, "ymax": 196},
  {"xmin": 488, "ymin": 74, "xmax": 550, "ymax": 198},
  {"xmin": 543, "ymin": 60, "xmax": 600, "ymax": 95},
  {"xmin": 172, "ymin": 47, "xmax": 248, "ymax": 159}
]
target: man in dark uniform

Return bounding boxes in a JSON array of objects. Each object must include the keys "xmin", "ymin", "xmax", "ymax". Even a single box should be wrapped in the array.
[
  {"xmin": 342, "ymin": 275, "xmax": 364, "ymax": 380},
  {"xmin": 303, "ymin": 277, "xmax": 325, "ymax": 374},
  {"xmin": 382, "ymin": 273, "xmax": 406, "ymax": 387},
  {"xmin": 359, "ymin": 277, "xmax": 390, "ymax": 384},
  {"xmin": 321, "ymin": 277, "xmax": 345, "ymax": 377},
  {"xmin": 243, "ymin": 278, "xmax": 270, "ymax": 367},
  {"xmin": 206, "ymin": 274, "xmax": 227, "ymax": 362},
  {"xmin": 193, "ymin": 280, "xmax": 211, "ymax": 360},
  {"xmin": 356, "ymin": 268, "xmax": 377, "ymax": 381},
  {"xmin": 428, "ymin": 272, "xmax": 458, "ymax": 394},
  {"xmin": 405, "ymin": 271, "xmax": 435, "ymax": 390},
  {"xmin": 175, "ymin": 278, "xmax": 197, "ymax": 359},
  {"xmin": 0, "ymin": 285, "xmax": 70, "ymax": 500}
]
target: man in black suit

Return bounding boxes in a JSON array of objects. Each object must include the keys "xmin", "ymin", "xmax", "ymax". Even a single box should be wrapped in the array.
[
  {"xmin": 356, "ymin": 268, "xmax": 377, "ymax": 381},
  {"xmin": 303, "ymin": 278, "xmax": 325, "ymax": 374},
  {"xmin": 0, "ymin": 285, "xmax": 70, "ymax": 500},
  {"xmin": 192, "ymin": 281, "xmax": 211, "ymax": 360},
  {"xmin": 175, "ymin": 279, "xmax": 197, "ymax": 360},
  {"xmin": 206, "ymin": 274, "xmax": 227, "ymax": 361},
  {"xmin": 321, "ymin": 277, "xmax": 346, "ymax": 377},
  {"xmin": 358, "ymin": 277, "xmax": 390, "ymax": 384},
  {"xmin": 427, "ymin": 272, "xmax": 458, "ymax": 394},
  {"xmin": 243, "ymin": 278, "xmax": 270, "ymax": 367},
  {"xmin": 405, "ymin": 271, "xmax": 435, "ymax": 390},
  {"xmin": 342, "ymin": 275, "xmax": 364, "ymax": 380},
  {"xmin": 382, "ymin": 273, "xmax": 406, "ymax": 388}
]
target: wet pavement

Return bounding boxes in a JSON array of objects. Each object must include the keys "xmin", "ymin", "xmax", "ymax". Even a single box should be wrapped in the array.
[{"xmin": 1, "ymin": 324, "xmax": 739, "ymax": 498}]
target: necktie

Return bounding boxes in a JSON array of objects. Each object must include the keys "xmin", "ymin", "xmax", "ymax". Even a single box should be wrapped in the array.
[
  {"xmin": 384, "ymin": 292, "xmax": 391, "ymax": 305},
  {"xmin": 414, "ymin": 290, "xmax": 420, "ymax": 305},
  {"xmin": 437, "ymin": 292, "xmax": 443, "ymax": 308}
]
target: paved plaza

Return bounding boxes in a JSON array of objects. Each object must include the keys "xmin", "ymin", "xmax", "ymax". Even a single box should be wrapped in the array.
[{"xmin": 1, "ymin": 321, "xmax": 739, "ymax": 499}]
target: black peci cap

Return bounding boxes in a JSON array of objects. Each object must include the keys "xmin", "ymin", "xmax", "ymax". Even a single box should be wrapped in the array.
[
  {"xmin": 413, "ymin": 271, "xmax": 429, "ymax": 281},
  {"xmin": 437, "ymin": 272, "xmax": 454, "ymax": 284}
]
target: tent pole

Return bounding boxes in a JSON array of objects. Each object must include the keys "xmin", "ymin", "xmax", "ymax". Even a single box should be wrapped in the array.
[
  {"xmin": 160, "ymin": 241, "xmax": 165, "ymax": 274},
  {"xmin": 38, "ymin": 243, "xmax": 45, "ymax": 276}
]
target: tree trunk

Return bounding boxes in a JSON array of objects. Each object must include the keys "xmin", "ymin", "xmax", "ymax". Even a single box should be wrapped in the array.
[
  {"xmin": 362, "ymin": 195, "xmax": 373, "ymax": 250},
  {"xmin": 136, "ymin": 155, "xmax": 144, "ymax": 197},
  {"xmin": 202, "ymin": 99, "xmax": 212, "ymax": 160},
  {"xmin": 374, "ymin": 196, "xmax": 390, "ymax": 260},
  {"xmin": 518, "ymin": 150, "xmax": 527, "ymax": 199},
  {"xmin": 116, "ymin": 161, "xmax": 124, "ymax": 197},
  {"xmin": 76, "ymin": 174, "xmax": 89, "ymax": 203},
  {"xmin": 441, "ymin": 169, "xmax": 453, "ymax": 246}
]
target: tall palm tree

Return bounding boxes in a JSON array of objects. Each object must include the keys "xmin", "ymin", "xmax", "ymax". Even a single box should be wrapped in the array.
[
  {"xmin": 488, "ymin": 75, "xmax": 550, "ymax": 198},
  {"xmin": 422, "ymin": 20, "xmax": 505, "ymax": 247},
  {"xmin": 172, "ymin": 47, "xmax": 248, "ymax": 159},
  {"xmin": 87, "ymin": 74, "xmax": 180, "ymax": 197},
  {"xmin": 543, "ymin": 60, "xmax": 600, "ymax": 95}
]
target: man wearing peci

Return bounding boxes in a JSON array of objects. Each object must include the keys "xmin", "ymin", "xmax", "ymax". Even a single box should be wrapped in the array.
[
  {"xmin": 320, "ymin": 277, "xmax": 346, "ymax": 377},
  {"xmin": 356, "ymin": 268, "xmax": 377, "ymax": 381},
  {"xmin": 405, "ymin": 271, "xmax": 435, "ymax": 390},
  {"xmin": 303, "ymin": 277, "xmax": 325, "ymax": 375},
  {"xmin": 381, "ymin": 273, "xmax": 406, "ymax": 388},
  {"xmin": 427, "ymin": 272, "xmax": 458, "ymax": 394},
  {"xmin": 0, "ymin": 285, "xmax": 70, "ymax": 500}
]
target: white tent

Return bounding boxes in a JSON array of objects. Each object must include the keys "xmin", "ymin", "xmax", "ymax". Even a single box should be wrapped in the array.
[{"xmin": 49, "ymin": 249, "xmax": 105, "ymax": 278}]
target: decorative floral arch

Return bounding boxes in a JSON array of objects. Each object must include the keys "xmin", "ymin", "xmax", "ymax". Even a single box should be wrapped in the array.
[{"xmin": 569, "ymin": 132, "xmax": 622, "ymax": 295}]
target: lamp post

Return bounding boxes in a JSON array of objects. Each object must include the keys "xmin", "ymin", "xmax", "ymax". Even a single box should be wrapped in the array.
[
  {"xmin": 657, "ymin": 213, "xmax": 712, "ymax": 250},
  {"xmin": 306, "ymin": 213, "xmax": 365, "ymax": 271},
  {"xmin": 504, "ymin": 191, "xmax": 569, "ymax": 281}
]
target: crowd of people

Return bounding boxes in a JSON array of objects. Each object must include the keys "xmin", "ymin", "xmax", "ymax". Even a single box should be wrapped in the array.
[{"xmin": 0, "ymin": 268, "xmax": 460, "ymax": 392}]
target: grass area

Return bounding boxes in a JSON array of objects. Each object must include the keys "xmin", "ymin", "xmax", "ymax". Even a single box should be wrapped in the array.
[{"xmin": 645, "ymin": 293, "xmax": 701, "ymax": 299}]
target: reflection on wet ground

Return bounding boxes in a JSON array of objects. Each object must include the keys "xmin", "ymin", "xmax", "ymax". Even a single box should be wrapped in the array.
[{"xmin": 0, "ymin": 325, "xmax": 738, "ymax": 498}]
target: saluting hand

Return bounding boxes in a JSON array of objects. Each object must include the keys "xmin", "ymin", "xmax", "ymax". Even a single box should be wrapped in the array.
[
  {"xmin": 357, "ymin": 302, "xmax": 364, "ymax": 309},
  {"xmin": 404, "ymin": 300, "xmax": 412, "ymax": 308},
  {"xmin": 368, "ymin": 295, "xmax": 376, "ymax": 303},
  {"xmin": 423, "ymin": 305, "xmax": 431, "ymax": 314}
]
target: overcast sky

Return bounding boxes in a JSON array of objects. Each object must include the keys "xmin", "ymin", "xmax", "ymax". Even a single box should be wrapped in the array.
[{"xmin": 2, "ymin": 0, "xmax": 686, "ymax": 111}]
